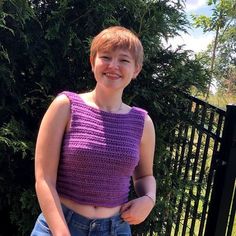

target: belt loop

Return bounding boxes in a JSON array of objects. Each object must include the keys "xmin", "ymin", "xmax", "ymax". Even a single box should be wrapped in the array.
[
  {"xmin": 65, "ymin": 208, "xmax": 73, "ymax": 224},
  {"xmin": 110, "ymin": 217, "xmax": 116, "ymax": 236}
]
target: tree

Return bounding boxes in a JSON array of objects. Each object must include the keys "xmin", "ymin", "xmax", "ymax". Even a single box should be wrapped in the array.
[
  {"xmin": 0, "ymin": 0, "xmax": 209, "ymax": 235},
  {"xmin": 215, "ymin": 24, "xmax": 236, "ymax": 94},
  {"xmin": 192, "ymin": 0, "xmax": 236, "ymax": 98}
]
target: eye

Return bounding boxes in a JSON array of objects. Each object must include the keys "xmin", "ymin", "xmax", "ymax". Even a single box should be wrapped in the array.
[
  {"xmin": 100, "ymin": 56, "xmax": 110, "ymax": 61},
  {"xmin": 120, "ymin": 59, "xmax": 130, "ymax": 63}
]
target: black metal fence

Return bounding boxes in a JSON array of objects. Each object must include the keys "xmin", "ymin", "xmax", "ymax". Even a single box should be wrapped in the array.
[{"xmin": 152, "ymin": 94, "xmax": 236, "ymax": 236}]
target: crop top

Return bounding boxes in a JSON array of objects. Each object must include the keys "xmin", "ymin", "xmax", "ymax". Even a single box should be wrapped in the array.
[{"xmin": 56, "ymin": 91, "xmax": 147, "ymax": 207}]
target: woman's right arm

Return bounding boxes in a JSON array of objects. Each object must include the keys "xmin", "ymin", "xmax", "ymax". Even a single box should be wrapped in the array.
[{"xmin": 35, "ymin": 94, "xmax": 71, "ymax": 236}]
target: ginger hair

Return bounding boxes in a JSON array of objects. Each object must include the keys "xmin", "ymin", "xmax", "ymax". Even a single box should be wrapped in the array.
[{"xmin": 90, "ymin": 26, "xmax": 144, "ymax": 68}]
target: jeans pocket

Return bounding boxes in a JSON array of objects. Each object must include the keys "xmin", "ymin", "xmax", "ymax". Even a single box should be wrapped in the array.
[{"xmin": 31, "ymin": 213, "xmax": 52, "ymax": 236}]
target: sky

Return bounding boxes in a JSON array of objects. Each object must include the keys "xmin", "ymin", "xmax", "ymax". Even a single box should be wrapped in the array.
[{"xmin": 166, "ymin": 0, "xmax": 215, "ymax": 53}]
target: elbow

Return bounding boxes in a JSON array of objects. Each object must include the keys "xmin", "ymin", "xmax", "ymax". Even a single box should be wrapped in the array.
[
  {"xmin": 35, "ymin": 177, "xmax": 56, "ymax": 195},
  {"xmin": 35, "ymin": 179, "xmax": 43, "ymax": 196},
  {"xmin": 134, "ymin": 174, "xmax": 155, "ymax": 182}
]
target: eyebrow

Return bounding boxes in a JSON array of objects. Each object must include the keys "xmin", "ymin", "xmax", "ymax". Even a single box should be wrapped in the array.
[
  {"xmin": 98, "ymin": 51, "xmax": 133, "ymax": 59},
  {"xmin": 119, "ymin": 53, "xmax": 132, "ymax": 58}
]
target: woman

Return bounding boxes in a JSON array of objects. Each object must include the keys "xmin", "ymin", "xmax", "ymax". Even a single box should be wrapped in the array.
[{"xmin": 31, "ymin": 26, "xmax": 156, "ymax": 236}]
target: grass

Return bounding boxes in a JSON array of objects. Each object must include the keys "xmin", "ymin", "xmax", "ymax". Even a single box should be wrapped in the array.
[
  {"xmin": 194, "ymin": 92, "xmax": 236, "ymax": 110},
  {"xmin": 207, "ymin": 94, "xmax": 236, "ymax": 110}
]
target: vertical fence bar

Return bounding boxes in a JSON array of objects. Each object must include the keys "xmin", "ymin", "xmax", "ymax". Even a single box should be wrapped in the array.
[
  {"xmin": 181, "ymin": 104, "xmax": 199, "ymax": 236},
  {"xmin": 204, "ymin": 105, "xmax": 236, "ymax": 236},
  {"xmin": 226, "ymin": 183, "xmax": 236, "ymax": 236},
  {"xmin": 165, "ymin": 123, "xmax": 185, "ymax": 236},
  {"xmin": 197, "ymin": 110, "xmax": 215, "ymax": 236},
  {"xmin": 197, "ymin": 112, "xmax": 224, "ymax": 235},
  {"xmin": 189, "ymin": 104, "xmax": 206, "ymax": 235},
  {"xmin": 173, "ymin": 100, "xmax": 193, "ymax": 236}
]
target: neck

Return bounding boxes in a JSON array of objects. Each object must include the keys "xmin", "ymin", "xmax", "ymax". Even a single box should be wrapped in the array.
[{"xmin": 90, "ymin": 87, "xmax": 123, "ymax": 113}]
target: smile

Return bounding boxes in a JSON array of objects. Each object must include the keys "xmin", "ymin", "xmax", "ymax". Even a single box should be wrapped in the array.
[{"xmin": 104, "ymin": 73, "xmax": 121, "ymax": 80}]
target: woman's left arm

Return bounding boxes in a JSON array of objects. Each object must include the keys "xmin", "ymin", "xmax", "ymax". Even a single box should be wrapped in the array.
[{"xmin": 120, "ymin": 114, "xmax": 156, "ymax": 225}]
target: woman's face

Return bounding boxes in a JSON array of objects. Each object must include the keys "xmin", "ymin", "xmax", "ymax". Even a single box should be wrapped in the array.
[{"xmin": 91, "ymin": 48, "xmax": 141, "ymax": 91}]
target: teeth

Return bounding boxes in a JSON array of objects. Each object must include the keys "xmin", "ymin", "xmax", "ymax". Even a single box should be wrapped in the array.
[
  {"xmin": 106, "ymin": 73, "xmax": 119, "ymax": 77},
  {"xmin": 106, "ymin": 73, "xmax": 120, "ymax": 78}
]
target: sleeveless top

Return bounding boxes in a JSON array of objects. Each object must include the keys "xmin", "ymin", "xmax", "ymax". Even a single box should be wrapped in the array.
[{"xmin": 56, "ymin": 91, "xmax": 147, "ymax": 207}]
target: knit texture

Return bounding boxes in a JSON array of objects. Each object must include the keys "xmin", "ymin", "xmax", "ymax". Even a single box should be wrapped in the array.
[{"xmin": 56, "ymin": 91, "xmax": 147, "ymax": 207}]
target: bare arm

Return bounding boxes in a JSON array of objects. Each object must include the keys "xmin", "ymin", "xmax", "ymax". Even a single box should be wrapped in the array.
[
  {"xmin": 133, "ymin": 114, "xmax": 156, "ymax": 202},
  {"xmin": 120, "ymin": 114, "xmax": 156, "ymax": 225},
  {"xmin": 35, "ymin": 95, "xmax": 71, "ymax": 236}
]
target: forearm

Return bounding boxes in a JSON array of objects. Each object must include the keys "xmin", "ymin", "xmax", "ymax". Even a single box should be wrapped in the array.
[
  {"xmin": 133, "ymin": 175, "xmax": 156, "ymax": 204},
  {"xmin": 35, "ymin": 180, "xmax": 70, "ymax": 236}
]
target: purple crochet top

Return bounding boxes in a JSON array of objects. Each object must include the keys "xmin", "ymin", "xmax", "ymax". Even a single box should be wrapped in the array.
[{"xmin": 56, "ymin": 91, "xmax": 147, "ymax": 207}]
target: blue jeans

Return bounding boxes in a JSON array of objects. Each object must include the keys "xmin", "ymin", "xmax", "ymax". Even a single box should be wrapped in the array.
[{"xmin": 31, "ymin": 204, "xmax": 131, "ymax": 235}]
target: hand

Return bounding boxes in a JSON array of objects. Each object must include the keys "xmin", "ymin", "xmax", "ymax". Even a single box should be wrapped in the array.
[{"xmin": 120, "ymin": 196, "xmax": 154, "ymax": 225}]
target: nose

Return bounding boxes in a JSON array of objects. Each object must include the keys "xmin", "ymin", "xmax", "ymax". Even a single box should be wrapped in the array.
[{"xmin": 108, "ymin": 58, "xmax": 119, "ymax": 69}]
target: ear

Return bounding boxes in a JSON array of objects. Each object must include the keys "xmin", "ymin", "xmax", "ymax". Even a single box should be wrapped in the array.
[
  {"xmin": 132, "ymin": 64, "xmax": 142, "ymax": 80},
  {"xmin": 90, "ymin": 56, "xmax": 94, "ymax": 72}
]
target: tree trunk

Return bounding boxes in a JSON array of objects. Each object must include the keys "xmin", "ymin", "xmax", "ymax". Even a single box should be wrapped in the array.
[{"xmin": 205, "ymin": 9, "xmax": 224, "ymax": 100}]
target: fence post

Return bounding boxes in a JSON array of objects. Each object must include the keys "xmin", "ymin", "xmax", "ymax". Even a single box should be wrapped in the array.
[{"xmin": 205, "ymin": 105, "xmax": 236, "ymax": 236}]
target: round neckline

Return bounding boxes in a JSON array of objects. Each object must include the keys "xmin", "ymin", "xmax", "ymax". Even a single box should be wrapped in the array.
[{"xmin": 77, "ymin": 94, "xmax": 134, "ymax": 116}]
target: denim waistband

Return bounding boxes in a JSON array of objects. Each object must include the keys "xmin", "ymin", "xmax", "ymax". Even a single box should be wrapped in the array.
[{"xmin": 61, "ymin": 203, "xmax": 123, "ymax": 232}]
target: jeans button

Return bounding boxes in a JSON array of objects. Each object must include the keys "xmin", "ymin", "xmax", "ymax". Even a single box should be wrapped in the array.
[{"xmin": 91, "ymin": 222, "xmax": 96, "ymax": 229}]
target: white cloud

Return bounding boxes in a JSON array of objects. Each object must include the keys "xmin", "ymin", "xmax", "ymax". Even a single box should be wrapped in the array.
[
  {"xmin": 164, "ymin": 32, "xmax": 214, "ymax": 53},
  {"xmin": 185, "ymin": 0, "xmax": 207, "ymax": 12},
  {"xmin": 162, "ymin": 1, "xmax": 215, "ymax": 54}
]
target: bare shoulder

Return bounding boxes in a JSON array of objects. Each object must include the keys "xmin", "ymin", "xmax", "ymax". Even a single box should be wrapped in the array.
[
  {"xmin": 53, "ymin": 94, "xmax": 70, "ymax": 106},
  {"xmin": 47, "ymin": 94, "xmax": 71, "ymax": 114},
  {"xmin": 144, "ymin": 114, "xmax": 155, "ymax": 133},
  {"xmin": 40, "ymin": 94, "xmax": 71, "ymax": 129},
  {"xmin": 141, "ymin": 114, "xmax": 155, "ymax": 145},
  {"xmin": 144, "ymin": 114, "xmax": 154, "ymax": 125}
]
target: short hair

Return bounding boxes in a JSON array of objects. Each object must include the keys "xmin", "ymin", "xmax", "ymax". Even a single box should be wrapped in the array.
[{"xmin": 90, "ymin": 26, "xmax": 144, "ymax": 68}]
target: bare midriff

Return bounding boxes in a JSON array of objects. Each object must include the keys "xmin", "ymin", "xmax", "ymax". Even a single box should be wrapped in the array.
[{"xmin": 60, "ymin": 196, "xmax": 121, "ymax": 219}]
